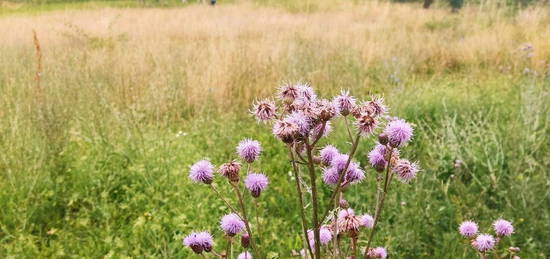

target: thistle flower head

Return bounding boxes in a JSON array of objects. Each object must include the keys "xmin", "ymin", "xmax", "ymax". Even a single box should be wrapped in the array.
[
  {"xmin": 220, "ymin": 213, "xmax": 245, "ymax": 236},
  {"xmin": 493, "ymin": 219, "xmax": 514, "ymax": 237},
  {"xmin": 368, "ymin": 144, "xmax": 388, "ymax": 171},
  {"xmin": 360, "ymin": 214, "xmax": 374, "ymax": 228},
  {"xmin": 458, "ymin": 221, "xmax": 478, "ymax": 238},
  {"xmin": 355, "ymin": 113, "xmax": 378, "ymax": 136},
  {"xmin": 345, "ymin": 163, "xmax": 365, "ymax": 184},
  {"xmin": 277, "ymin": 83, "xmax": 300, "ymax": 102},
  {"xmin": 237, "ymin": 139, "xmax": 261, "ymax": 163},
  {"xmin": 314, "ymin": 99, "xmax": 339, "ymax": 121},
  {"xmin": 333, "ymin": 90, "xmax": 356, "ymax": 116},
  {"xmin": 251, "ymin": 99, "xmax": 276, "ymax": 122},
  {"xmin": 244, "ymin": 173, "xmax": 269, "ymax": 198},
  {"xmin": 472, "ymin": 234, "xmax": 496, "ymax": 252},
  {"xmin": 331, "ymin": 154, "xmax": 350, "ymax": 173},
  {"xmin": 366, "ymin": 96, "xmax": 387, "ymax": 117},
  {"xmin": 392, "ymin": 159, "xmax": 419, "ymax": 183},
  {"xmin": 189, "ymin": 160, "xmax": 214, "ymax": 184},
  {"xmin": 237, "ymin": 251, "xmax": 252, "ymax": 259},
  {"xmin": 322, "ymin": 167, "xmax": 340, "ymax": 185},
  {"xmin": 311, "ymin": 121, "xmax": 332, "ymax": 139},
  {"xmin": 218, "ymin": 161, "xmax": 241, "ymax": 182},
  {"xmin": 384, "ymin": 119, "xmax": 413, "ymax": 147},
  {"xmin": 183, "ymin": 231, "xmax": 213, "ymax": 254},
  {"xmin": 366, "ymin": 247, "xmax": 387, "ymax": 259},
  {"xmin": 286, "ymin": 111, "xmax": 312, "ymax": 137},
  {"xmin": 337, "ymin": 208, "xmax": 360, "ymax": 234},
  {"xmin": 319, "ymin": 145, "xmax": 339, "ymax": 166},
  {"xmin": 297, "ymin": 83, "xmax": 317, "ymax": 101},
  {"xmin": 307, "ymin": 227, "xmax": 333, "ymax": 246},
  {"xmin": 241, "ymin": 234, "xmax": 250, "ymax": 248},
  {"xmin": 272, "ymin": 119, "xmax": 299, "ymax": 143}
]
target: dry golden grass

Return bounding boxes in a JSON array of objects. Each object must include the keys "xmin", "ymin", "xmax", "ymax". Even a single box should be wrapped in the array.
[{"xmin": 0, "ymin": 2, "xmax": 549, "ymax": 120}]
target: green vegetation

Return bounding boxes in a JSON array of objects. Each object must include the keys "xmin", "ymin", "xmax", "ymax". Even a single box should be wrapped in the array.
[{"xmin": 0, "ymin": 1, "xmax": 549, "ymax": 258}]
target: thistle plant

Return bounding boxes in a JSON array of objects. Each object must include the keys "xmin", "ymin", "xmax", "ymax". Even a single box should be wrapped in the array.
[
  {"xmin": 183, "ymin": 83, "xmax": 421, "ymax": 258},
  {"xmin": 458, "ymin": 218, "xmax": 520, "ymax": 259}
]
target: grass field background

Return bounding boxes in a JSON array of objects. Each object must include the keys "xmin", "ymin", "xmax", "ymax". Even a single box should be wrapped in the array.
[{"xmin": 0, "ymin": 0, "xmax": 549, "ymax": 258}]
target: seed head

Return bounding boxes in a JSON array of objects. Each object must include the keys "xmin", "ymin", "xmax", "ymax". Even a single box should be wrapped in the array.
[
  {"xmin": 278, "ymin": 83, "xmax": 300, "ymax": 102},
  {"xmin": 333, "ymin": 90, "xmax": 356, "ymax": 116},
  {"xmin": 218, "ymin": 161, "xmax": 241, "ymax": 182},
  {"xmin": 337, "ymin": 208, "xmax": 360, "ymax": 234},
  {"xmin": 251, "ymin": 99, "xmax": 276, "ymax": 122},
  {"xmin": 356, "ymin": 113, "xmax": 378, "ymax": 136},
  {"xmin": 272, "ymin": 119, "xmax": 299, "ymax": 143},
  {"xmin": 392, "ymin": 159, "xmax": 419, "ymax": 183}
]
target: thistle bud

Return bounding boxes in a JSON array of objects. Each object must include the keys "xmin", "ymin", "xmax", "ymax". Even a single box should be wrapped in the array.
[
  {"xmin": 339, "ymin": 199, "xmax": 349, "ymax": 209},
  {"xmin": 241, "ymin": 234, "xmax": 250, "ymax": 248},
  {"xmin": 508, "ymin": 247, "xmax": 520, "ymax": 253},
  {"xmin": 378, "ymin": 133, "xmax": 389, "ymax": 145}
]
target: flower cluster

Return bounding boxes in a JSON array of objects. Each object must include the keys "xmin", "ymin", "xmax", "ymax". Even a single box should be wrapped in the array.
[
  {"xmin": 458, "ymin": 218, "xmax": 520, "ymax": 258},
  {"xmin": 184, "ymin": 139, "xmax": 269, "ymax": 257},
  {"xmin": 183, "ymin": 82, "xmax": 422, "ymax": 258}
]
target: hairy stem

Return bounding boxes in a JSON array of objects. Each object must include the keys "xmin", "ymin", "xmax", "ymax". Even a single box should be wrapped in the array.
[
  {"xmin": 305, "ymin": 139, "xmax": 321, "ymax": 259},
  {"xmin": 289, "ymin": 147, "xmax": 314, "ymax": 259},
  {"xmin": 226, "ymin": 236, "xmax": 232, "ymax": 259},
  {"xmin": 343, "ymin": 116, "xmax": 354, "ymax": 143}
]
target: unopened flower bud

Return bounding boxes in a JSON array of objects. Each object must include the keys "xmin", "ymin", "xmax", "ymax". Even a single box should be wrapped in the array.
[
  {"xmin": 339, "ymin": 199, "xmax": 349, "ymax": 209},
  {"xmin": 378, "ymin": 133, "xmax": 389, "ymax": 145},
  {"xmin": 512, "ymin": 256, "xmax": 520, "ymax": 259},
  {"xmin": 312, "ymin": 156, "xmax": 322, "ymax": 164},
  {"xmin": 241, "ymin": 234, "xmax": 250, "ymax": 248}
]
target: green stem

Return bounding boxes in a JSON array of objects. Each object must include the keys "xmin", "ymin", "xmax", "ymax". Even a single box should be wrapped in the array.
[
  {"xmin": 290, "ymin": 146, "xmax": 314, "ymax": 259},
  {"xmin": 321, "ymin": 133, "xmax": 361, "ymax": 222},
  {"xmin": 209, "ymin": 184, "xmax": 243, "ymax": 219},
  {"xmin": 362, "ymin": 147, "xmax": 394, "ymax": 259},
  {"xmin": 305, "ymin": 139, "xmax": 321, "ymax": 259},
  {"xmin": 231, "ymin": 182, "xmax": 258, "ymax": 256}
]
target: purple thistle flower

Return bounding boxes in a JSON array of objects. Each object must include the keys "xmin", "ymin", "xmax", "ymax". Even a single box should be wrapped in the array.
[
  {"xmin": 384, "ymin": 119, "xmax": 413, "ymax": 147},
  {"xmin": 278, "ymin": 83, "xmax": 300, "ymax": 102},
  {"xmin": 244, "ymin": 173, "xmax": 268, "ymax": 198},
  {"xmin": 297, "ymin": 83, "xmax": 317, "ymax": 101},
  {"xmin": 237, "ymin": 139, "xmax": 261, "ymax": 163},
  {"xmin": 237, "ymin": 251, "xmax": 252, "ymax": 259},
  {"xmin": 345, "ymin": 163, "xmax": 365, "ymax": 184},
  {"xmin": 392, "ymin": 159, "xmax": 419, "ymax": 183},
  {"xmin": 220, "ymin": 213, "xmax": 245, "ymax": 236},
  {"xmin": 251, "ymin": 99, "xmax": 276, "ymax": 122},
  {"xmin": 314, "ymin": 99, "xmax": 339, "ymax": 121},
  {"xmin": 189, "ymin": 160, "xmax": 214, "ymax": 184},
  {"xmin": 368, "ymin": 144, "xmax": 388, "ymax": 171},
  {"xmin": 183, "ymin": 231, "xmax": 213, "ymax": 254},
  {"xmin": 331, "ymin": 154, "xmax": 350, "ymax": 173},
  {"xmin": 337, "ymin": 208, "xmax": 360, "ymax": 234},
  {"xmin": 366, "ymin": 96, "xmax": 387, "ymax": 117},
  {"xmin": 361, "ymin": 214, "xmax": 374, "ymax": 228},
  {"xmin": 307, "ymin": 227, "xmax": 333, "ymax": 246},
  {"xmin": 322, "ymin": 167, "xmax": 340, "ymax": 185},
  {"xmin": 472, "ymin": 234, "xmax": 496, "ymax": 252},
  {"xmin": 311, "ymin": 121, "xmax": 332, "ymax": 139},
  {"xmin": 493, "ymin": 219, "xmax": 514, "ymax": 237},
  {"xmin": 272, "ymin": 119, "xmax": 299, "ymax": 143},
  {"xmin": 319, "ymin": 145, "xmax": 339, "ymax": 166},
  {"xmin": 286, "ymin": 111, "xmax": 312, "ymax": 137},
  {"xmin": 458, "ymin": 221, "xmax": 478, "ymax": 238},
  {"xmin": 355, "ymin": 113, "xmax": 378, "ymax": 136},
  {"xmin": 333, "ymin": 90, "xmax": 356, "ymax": 116},
  {"xmin": 367, "ymin": 247, "xmax": 387, "ymax": 259},
  {"xmin": 218, "ymin": 161, "xmax": 241, "ymax": 182}
]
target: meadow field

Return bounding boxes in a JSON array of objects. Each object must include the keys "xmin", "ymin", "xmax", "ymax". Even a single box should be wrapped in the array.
[{"xmin": 0, "ymin": 0, "xmax": 549, "ymax": 258}]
